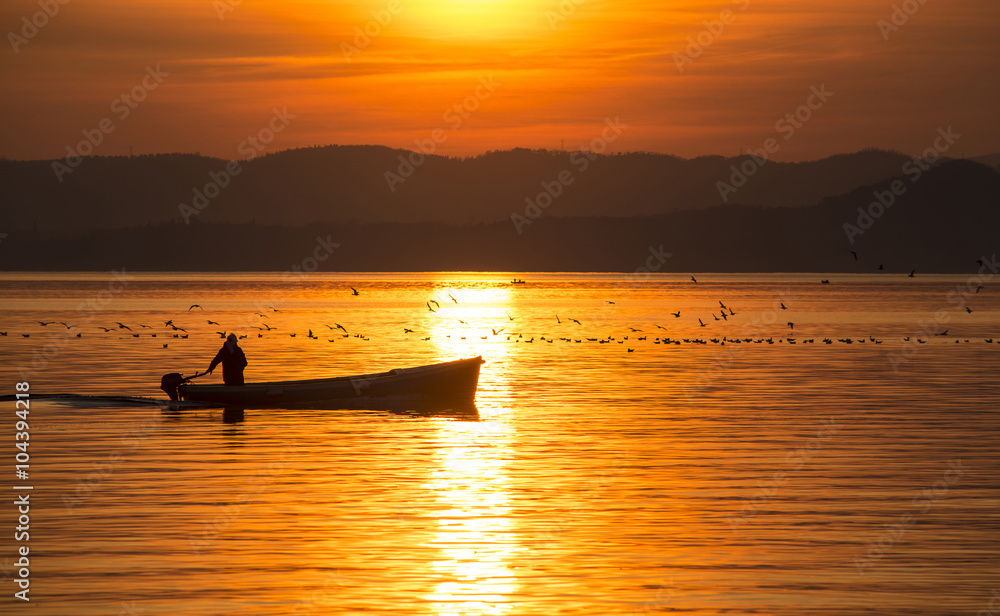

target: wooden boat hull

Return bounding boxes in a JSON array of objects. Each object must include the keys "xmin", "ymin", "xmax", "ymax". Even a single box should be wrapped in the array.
[{"xmin": 177, "ymin": 356, "xmax": 484, "ymax": 409}]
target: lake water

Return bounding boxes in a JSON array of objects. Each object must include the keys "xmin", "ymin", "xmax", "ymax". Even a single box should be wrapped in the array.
[{"xmin": 0, "ymin": 271, "xmax": 998, "ymax": 615}]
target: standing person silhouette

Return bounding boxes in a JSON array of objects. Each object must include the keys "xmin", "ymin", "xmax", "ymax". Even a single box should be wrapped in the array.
[{"xmin": 207, "ymin": 333, "xmax": 248, "ymax": 386}]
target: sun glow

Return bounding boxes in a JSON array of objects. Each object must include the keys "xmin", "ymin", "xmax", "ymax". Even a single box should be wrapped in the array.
[{"xmin": 394, "ymin": 0, "xmax": 552, "ymax": 39}]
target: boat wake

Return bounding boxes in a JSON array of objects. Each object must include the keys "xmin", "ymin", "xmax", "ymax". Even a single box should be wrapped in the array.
[{"xmin": 0, "ymin": 393, "xmax": 198, "ymax": 409}]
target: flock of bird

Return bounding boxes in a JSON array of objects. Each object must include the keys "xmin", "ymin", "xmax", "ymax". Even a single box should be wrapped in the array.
[{"xmin": 2, "ymin": 267, "xmax": 994, "ymax": 353}]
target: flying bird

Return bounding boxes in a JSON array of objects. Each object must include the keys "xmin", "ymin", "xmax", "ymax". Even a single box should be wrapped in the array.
[
  {"xmin": 427, "ymin": 302, "xmax": 437, "ymax": 313},
  {"xmin": 850, "ymin": 250, "xmax": 858, "ymax": 261},
  {"xmin": 570, "ymin": 318, "xmax": 582, "ymax": 325},
  {"xmin": 698, "ymin": 318, "xmax": 706, "ymax": 327},
  {"xmin": 671, "ymin": 311, "xmax": 681, "ymax": 318},
  {"xmin": 189, "ymin": 305, "xmax": 204, "ymax": 310},
  {"xmin": 207, "ymin": 320, "xmax": 220, "ymax": 326},
  {"xmin": 909, "ymin": 269, "xmax": 916, "ymax": 277},
  {"xmin": 38, "ymin": 321, "xmax": 55, "ymax": 326},
  {"xmin": 449, "ymin": 294, "xmax": 458, "ymax": 303},
  {"xmin": 506, "ymin": 312, "xmax": 515, "ymax": 321},
  {"xmin": 116, "ymin": 322, "xmax": 132, "ymax": 331},
  {"xmin": 787, "ymin": 322, "xmax": 794, "ymax": 329},
  {"xmin": 403, "ymin": 328, "xmax": 414, "ymax": 333},
  {"xmin": 780, "ymin": 303, "xmax": 787, "ymax": 310},
  {"xmin": 690, "ymin": 276, "xmax": 698, "ymax": 284},
  {"xmin": 351, "ymin": 287, "xmax": 360, "ymax": 296}
]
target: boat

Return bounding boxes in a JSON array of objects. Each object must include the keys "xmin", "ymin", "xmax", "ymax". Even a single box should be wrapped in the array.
[
  {"xmin": 160, "ymin": 356, "xmax": 485, "ymax": 410},
  {"xmin": 510, "ymin": 278, "xmax": 526, "ymax": 284}
]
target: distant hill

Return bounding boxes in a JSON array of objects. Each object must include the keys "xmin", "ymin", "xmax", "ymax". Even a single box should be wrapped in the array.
[
  {"xmin": 2, "ymin": 161, "xmax": 995, "ymax": 273},
  {"xmin": 0, "ymin": 146, "xmax": 943, "ymax": 236},
  {"xmin": 972, "ymin": 153, "xmax": 1000, "ymax": 171}
]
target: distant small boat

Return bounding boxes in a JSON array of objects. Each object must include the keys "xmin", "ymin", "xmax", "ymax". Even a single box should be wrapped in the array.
[
  {"xmin": 161, "ymin": 356, "xmax": 484, "ymax": 409},
  {"xmin": 510, "ymin": 279, "xmax": 526, "ymax": 284}
]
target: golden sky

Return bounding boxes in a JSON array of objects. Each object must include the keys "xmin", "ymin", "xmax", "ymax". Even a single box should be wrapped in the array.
[{"xmin": 1, "ymin": 0, "xmax": 997, "ymax": 161}]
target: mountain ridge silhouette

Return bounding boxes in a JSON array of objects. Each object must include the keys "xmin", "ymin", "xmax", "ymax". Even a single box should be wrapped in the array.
[
  {"xmin": 2, "ymin": 159, "xmax": 995, "ymax": 273},
  {"xmin": 3, "ymin": 145, "xmax": 984, "ymax": 236}
]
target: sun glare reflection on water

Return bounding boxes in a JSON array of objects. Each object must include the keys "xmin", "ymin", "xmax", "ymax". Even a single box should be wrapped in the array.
[
  {"xmin": 424, "ymin": 283, "xmax": 520, "ymax": 613},
  {"xmin": 426, "ymin": 284, "xmax": 513, "ymax": 358},
  {"xmin": 425, "ymin": 420, "xmax": 520, "ymax": 615}
]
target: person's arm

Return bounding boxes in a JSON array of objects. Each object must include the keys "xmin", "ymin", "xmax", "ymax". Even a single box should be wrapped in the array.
[{"xmin": 207, "ymin": 348, "xmax": 224, "ymax": 374}]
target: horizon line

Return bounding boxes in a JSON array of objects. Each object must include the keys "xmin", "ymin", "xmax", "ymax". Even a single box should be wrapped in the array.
[{"xmin": 2, "ymin": 144, "xmax": 996, "ymax": 166}]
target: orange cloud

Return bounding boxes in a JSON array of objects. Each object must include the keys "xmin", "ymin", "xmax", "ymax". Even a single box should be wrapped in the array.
[{"xmin": 1, "ymin": 0, "xmax": 997, "ymax": 160}]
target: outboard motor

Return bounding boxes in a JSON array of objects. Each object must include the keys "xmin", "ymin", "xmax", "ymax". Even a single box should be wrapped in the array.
[{"xmin": 160, "ymin": 372, "xmax": 186, "ymax": 401}]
